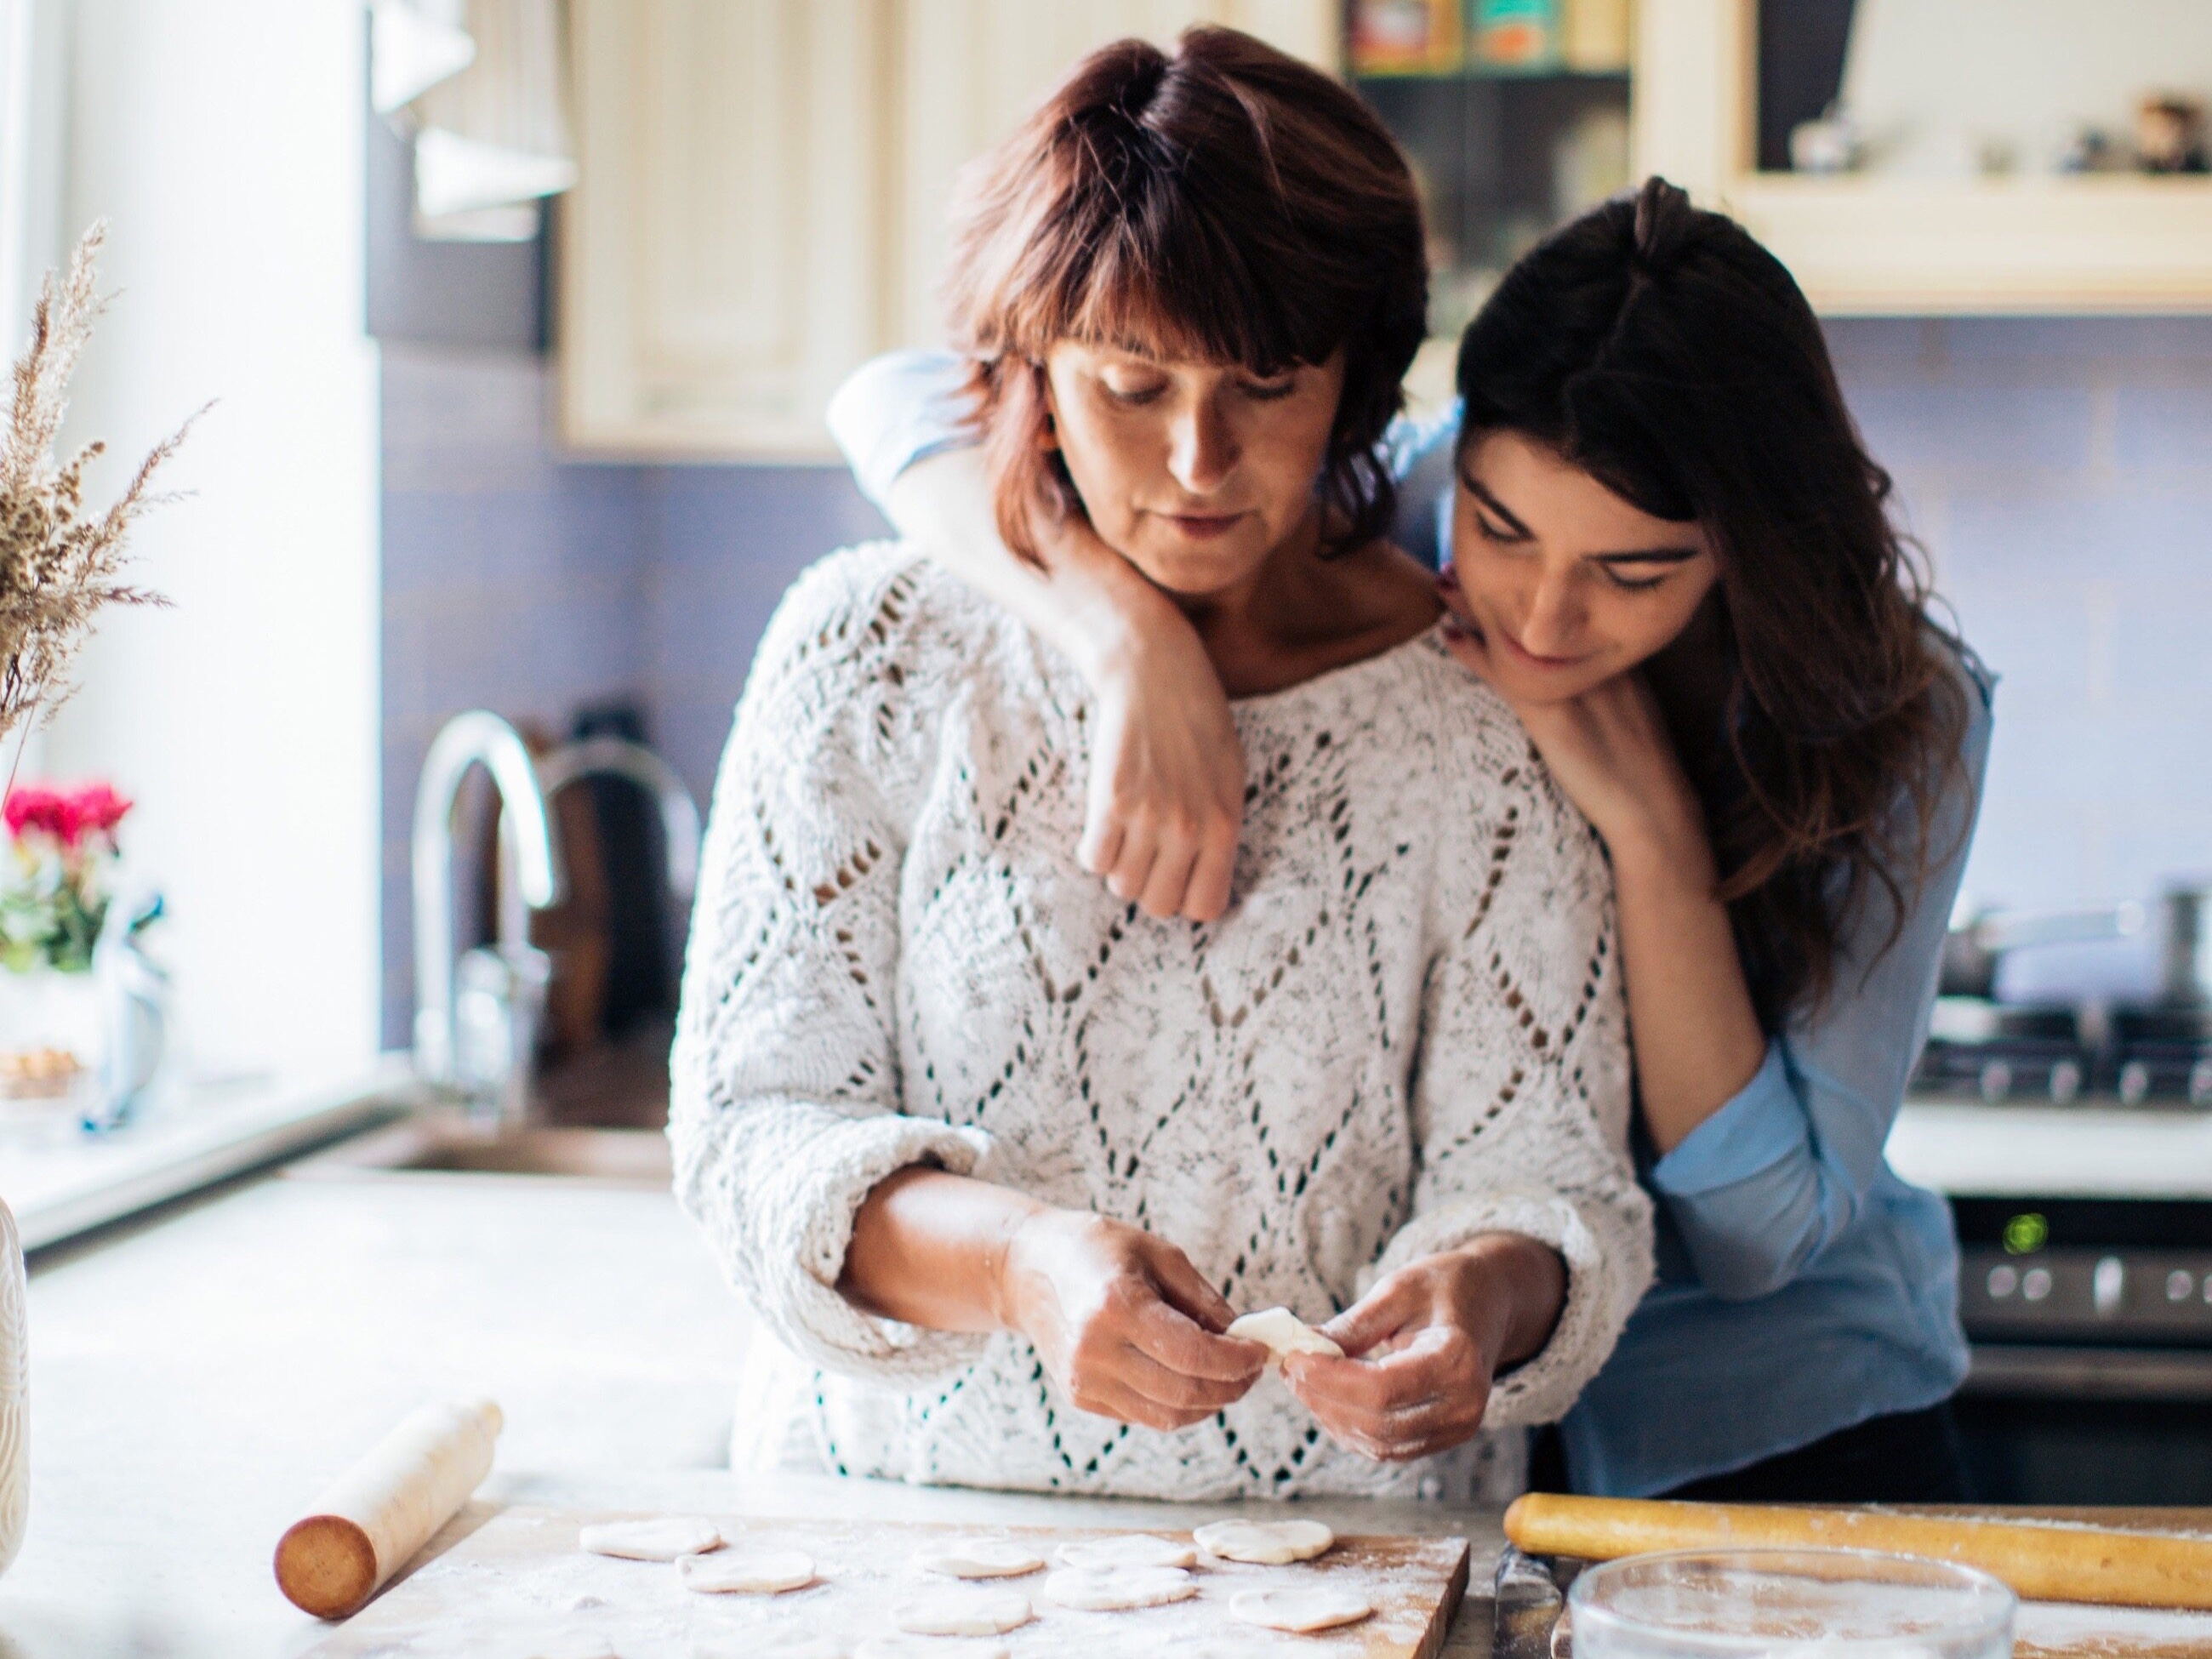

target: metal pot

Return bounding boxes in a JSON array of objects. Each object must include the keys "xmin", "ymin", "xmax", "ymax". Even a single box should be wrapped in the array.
[{"xmin": 1941, "ymin": 885, "xmax": 2209, "ymax": 1008}]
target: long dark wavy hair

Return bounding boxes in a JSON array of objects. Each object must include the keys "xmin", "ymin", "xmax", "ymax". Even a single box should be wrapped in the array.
[
  {"xmin": 1457, "ymin": 178, "xmax": 1970, "ymax": 1026},
  {"xmin": 941, "ymin": 26, "xmax": 1429, "ymax": 562}
]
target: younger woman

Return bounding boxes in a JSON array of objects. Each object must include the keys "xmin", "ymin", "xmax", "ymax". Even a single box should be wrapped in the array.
[{"xmin": 828, "ymin": 174, "xmax": 1993, "ymax": 1502}]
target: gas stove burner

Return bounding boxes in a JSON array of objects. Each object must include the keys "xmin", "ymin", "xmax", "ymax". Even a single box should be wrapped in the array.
[
  {"xmin": 1917, "ymin": 999, "xmax": 2212, "ymax": 1106},
  {"xmin": 2110, "ymin": 1007, "xmax": 2212, "ymax": 1106},
  {"xmin": 1918, "ymin": 1001, "xmax": 2091, "ymax": 1103}
]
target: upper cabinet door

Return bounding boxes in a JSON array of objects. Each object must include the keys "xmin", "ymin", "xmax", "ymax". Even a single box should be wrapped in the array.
[
  {"xmin": 560, "ymin": 0, "xmax": 1337, "ymax": 459},
  {"xmin": 562, "ymin": 0, "xmax": 898, "ymax": 458}
]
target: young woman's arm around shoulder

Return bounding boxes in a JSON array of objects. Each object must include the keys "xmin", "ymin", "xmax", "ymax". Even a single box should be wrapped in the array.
[{"xmin": 829, "ymin": 351, "xmax": 1244, "ymax": 921}]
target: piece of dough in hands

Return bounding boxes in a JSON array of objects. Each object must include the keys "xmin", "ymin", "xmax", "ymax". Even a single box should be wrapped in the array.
[
  {"xmin": 677, "ymin": 1546, "xmax": 815, "ymax": 1593},
  {"xmin": 1041, "ymin": 1565, "xmax": 1200, "ymax": 1611},
  {"xmin": 1194, "ymin": 1518, "xmax": 1336, "ymax": 1565},
  {"xmin": 1224, "ymin": 1307, "xmax": 1343, "ymax": 1365},
  {"xmin": 1052, "ymin": 1533, "xmax": 1197, "ymax": 1572},
  {"xmin": 913, "ymin": 1538, "xmax": 1045, "ymax": 1578},
  {"xmin": 1231, "ymin": 1586, "xmax": 1374, "ymax": 1633},
  {"xmin": 578, "ymin": 1517, "xmax": 722, "ymax": 1561},
  {"xmin": 890, "ymin": 1588, "xmax": 1033, "ymax": 1635}
]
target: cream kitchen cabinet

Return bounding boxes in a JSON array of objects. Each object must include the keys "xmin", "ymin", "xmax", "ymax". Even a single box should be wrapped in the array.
[
  {"xmin": 1635, "ymin": 0, "xmax": 2212, "ymax": 316},
  {"xmin": 559, "ymin": 1, "xmax": 1338, "ymax": 459}
]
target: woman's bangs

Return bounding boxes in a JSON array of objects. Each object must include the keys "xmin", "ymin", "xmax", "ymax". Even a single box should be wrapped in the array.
[{"xmin": 1057, "ymin": 213, "xmax": 1320, "ymax": 375}]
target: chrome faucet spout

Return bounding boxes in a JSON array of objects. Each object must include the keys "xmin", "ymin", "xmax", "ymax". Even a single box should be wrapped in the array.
[{"xmin": 412, "ymin": 710, "xmax": 567, "ymax": 1094}]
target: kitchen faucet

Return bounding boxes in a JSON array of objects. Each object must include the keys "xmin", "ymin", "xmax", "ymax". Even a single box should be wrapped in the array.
[{"xmin": 412, "ymin": 710, "xmax": 566, "ymax": 1123}]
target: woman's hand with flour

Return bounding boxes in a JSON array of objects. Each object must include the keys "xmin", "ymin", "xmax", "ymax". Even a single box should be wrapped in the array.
[
  {"xmin": 1283, "ymin": 1234, "xmax": 1565, "ymax": 1462},
  {"xmin": 998, "ymin": 1208, "xmax": 1269, "ymax": 1430},
  {"xmin": 841, "ymin": 1166, "xmax": 1267, "ymax": 1431}
]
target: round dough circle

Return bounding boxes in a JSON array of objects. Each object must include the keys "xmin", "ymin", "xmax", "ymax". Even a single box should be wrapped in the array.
[
  {"xmin": 1041, "ymin": 1565, "xmax": 1200, "ymax": 1611},
  {"xmin": 890, "ymin": 1588, "xmax": 1034, "ymax": 1636},
  {"xmin": 577, "ymin": 1517, "xmax": 722, "ymax": 1561},
  {"xmin": 1224, "ymin": 1306, "xmax": 1343, "ymax": 1362},
  {"xmin": 1194, "ymin": 1517, "xmax": 1335, "ymax": 1565},
  {"xmin": 1053, "ymin": 1533, "xmax": 1198, "ymax": 1572},
  {"xmin": 1231, "ymin": 1586, "xmax": 1375, "ymax": 1633},
  {"xmin": 855, "ymin": 1640, "xmax": 1011, "ymax": 1659},
  {"xmin": 913, "ymin": 1538, "xmax": 1046, "ymax": 1579},
  {"xmin": 677, "ymin": 1546, "xmax": 815, "ymax": 1594}
]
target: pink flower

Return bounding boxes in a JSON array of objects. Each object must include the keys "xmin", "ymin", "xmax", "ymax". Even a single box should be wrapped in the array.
[
  {"xmin": 5, "ymin": 780, "xmax": 132, "ymax": 850},
  {"xmin": 4, "ymin": 785, "xmax": 70, "ymax": 842},
  {"xmin": 62, "ymin": 781, "xmax": 131, "ymax": 846}
]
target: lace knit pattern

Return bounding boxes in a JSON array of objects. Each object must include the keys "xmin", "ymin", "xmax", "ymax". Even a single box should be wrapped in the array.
[{"xmin": 670, "ymin": 543, "xmax": 1653, "ymax": 1504}]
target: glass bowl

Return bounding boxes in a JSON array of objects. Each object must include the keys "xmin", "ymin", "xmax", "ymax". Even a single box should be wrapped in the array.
[{"xmin": 1567, "ymin": 1547, "xmax": 2018, "ymax": 1659}]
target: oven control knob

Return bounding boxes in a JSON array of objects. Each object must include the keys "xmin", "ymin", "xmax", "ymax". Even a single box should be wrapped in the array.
[
  {"xmin": 2050, "ymin": 1060, "xmax": 2084, "ymax": 1103},
  {"xmin": 2169, "ymin": 1269, "xmax": 2195, "ymax": 1303},
  {"xmin": 2093, "ymin": 1256, "xmax": 2125, "ymax": 1316},
  {"xmin": 1987, "ymin": 1264, "xmax": 2018, "ymax": 1298},
  {"xmin": 2192, "ymin": 1059, "xmax": 2212, "ymax": 1107},
  {"xmin": 1979, "ymin": 1060, "xmax": 2013, "ymax": 1103},
  {"xmin": 2021, "ymin": 1267, "xmax": 2053, "ymax": 1302},
  {"xmin": 2119, "ymin": 1061, "xmax": 2152, "ymax": 1106}
]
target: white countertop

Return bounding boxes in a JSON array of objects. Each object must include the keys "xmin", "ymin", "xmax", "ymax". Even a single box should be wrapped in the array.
[
  {"xmin": 1891, "ymin": 1097, "xmax": 2212, "ymax": 1200},
  {"xmin": 0, "ymin": 1164, "xmax": 1501, "ymax": 1658}
]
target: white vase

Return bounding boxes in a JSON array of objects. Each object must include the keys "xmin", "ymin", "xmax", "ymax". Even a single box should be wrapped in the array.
[
  {"xmin": 0, "ymin": 966, "xmax": 102, "ymax": 1109},
  {"xmin": 0, "ymin": 1194, "xmax": 24, "ymax": 1579}
]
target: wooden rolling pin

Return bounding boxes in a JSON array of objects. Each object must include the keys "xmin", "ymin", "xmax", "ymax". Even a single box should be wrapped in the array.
[
  {"xmin": 1504, "ymin": 1493, "xmax": 2212, "ymax": 1611},
  {"xmin": 274, "ymin": 1398, "xmax": 503, "ymax": 1620}
]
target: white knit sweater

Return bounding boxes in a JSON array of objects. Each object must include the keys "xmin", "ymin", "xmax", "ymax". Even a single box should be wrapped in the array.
[{"xmin": 670, "ymin": 543, "xmax": 1652, "ymax": 1503}]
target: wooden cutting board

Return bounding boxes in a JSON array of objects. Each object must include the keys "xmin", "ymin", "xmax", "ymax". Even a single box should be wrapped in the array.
[{"xmin": 300, "ymin": 1507, "xmax": 1471, "ymax": 1658}]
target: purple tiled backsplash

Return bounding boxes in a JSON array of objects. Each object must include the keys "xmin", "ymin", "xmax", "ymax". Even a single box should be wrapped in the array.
[{"xmin": 380, "ymin": 320, "xmax": 2212, "ymax": 1046}]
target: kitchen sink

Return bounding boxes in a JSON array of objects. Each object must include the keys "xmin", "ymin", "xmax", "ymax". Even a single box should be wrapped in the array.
[{"xmin": 288, "ymin": 1118, "xmax": 672, "ymax": 1187}]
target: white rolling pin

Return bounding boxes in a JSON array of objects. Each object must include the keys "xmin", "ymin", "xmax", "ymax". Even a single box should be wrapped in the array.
[{"xmin": 274, "ymin": 1397, "xmax": 503, "ymax": 1619}]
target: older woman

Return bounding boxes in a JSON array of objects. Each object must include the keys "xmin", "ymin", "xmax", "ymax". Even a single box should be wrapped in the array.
[{"xmin": 670, "ymin": 26, "xmax": 1650, "ymax": 1502}]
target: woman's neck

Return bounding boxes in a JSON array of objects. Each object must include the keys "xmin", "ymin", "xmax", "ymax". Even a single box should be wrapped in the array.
[{"xmin": 1166, "ymin": 509, "xmax": 1442, "ymax": 699}]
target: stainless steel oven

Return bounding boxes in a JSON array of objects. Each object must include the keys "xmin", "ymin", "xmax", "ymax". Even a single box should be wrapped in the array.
[{"xmin": 1950, "ymin": 1196, "xmax": 2212, "ymax": 1504}]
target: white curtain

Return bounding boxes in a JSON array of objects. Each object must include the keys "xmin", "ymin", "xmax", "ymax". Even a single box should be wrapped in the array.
[{"xmin": 370, "ymin": 0, "xmax": 575, "ymax": 242}]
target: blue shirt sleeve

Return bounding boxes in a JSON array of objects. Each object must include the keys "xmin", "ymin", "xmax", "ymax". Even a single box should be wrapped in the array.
[
  {"xmin": 1649, "ymin": 647, "xmax": 1995, "ymax": 1301},
  {"xmin": 824, "ymin": 349, "xmax": 975, "ymax": 516}
]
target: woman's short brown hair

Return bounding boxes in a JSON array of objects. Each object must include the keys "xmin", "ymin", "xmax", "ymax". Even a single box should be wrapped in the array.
[{"xmin": 943, "ymin": 26, "xmax": 1428, "ymax": 562}]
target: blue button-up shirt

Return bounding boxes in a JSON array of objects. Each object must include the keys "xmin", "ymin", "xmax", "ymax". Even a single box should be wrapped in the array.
[{"xmin": 827, "ymin": 351, "xmax": 1995, "ymax": 1497}]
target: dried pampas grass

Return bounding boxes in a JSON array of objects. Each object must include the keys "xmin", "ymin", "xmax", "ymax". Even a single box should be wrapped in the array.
[{"xmin": 0, "ymin": 221, "xmax": 200, "ymax": 755}]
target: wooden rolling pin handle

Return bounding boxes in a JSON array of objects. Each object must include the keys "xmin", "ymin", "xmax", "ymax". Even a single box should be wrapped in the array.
[
  {"xmin": 1503, "ymin": 1493, "xmax": 2212, "ymax": 1613},
  {"xmin": 274, "ymin": 1398, "xmax": 503, "ymax": 1621}
]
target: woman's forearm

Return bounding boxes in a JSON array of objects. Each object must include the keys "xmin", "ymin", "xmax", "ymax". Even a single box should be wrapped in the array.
[
  {"xmin": 839, "ymin": 1166, "xmax": 1045, "ymax": 1332},
  {"xmin": 1608, "ymin": 821, "xmax": 1770, "ymax": 1155},
  {"xmin": 1456, "ymin": 1232, "xmax": 1567, "ymax": 1368},
  {"xmin": 885, "ymin": 448, "xmax": 1183, "ymax": 684}
]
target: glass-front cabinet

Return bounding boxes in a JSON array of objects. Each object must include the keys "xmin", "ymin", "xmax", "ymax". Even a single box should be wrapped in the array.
[{"xmin": 1342, "ymin": 0, "xmax": 1633, "ymax": 408}]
